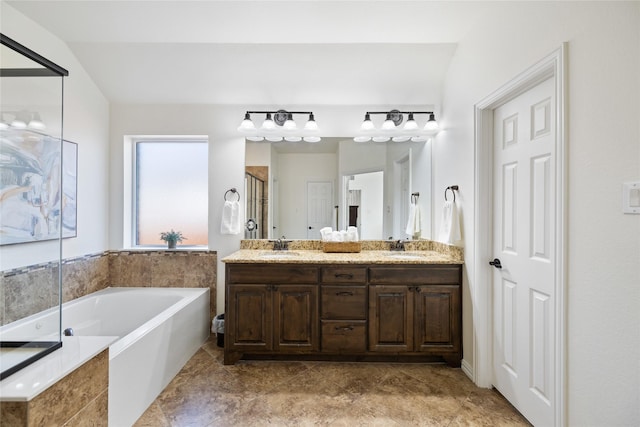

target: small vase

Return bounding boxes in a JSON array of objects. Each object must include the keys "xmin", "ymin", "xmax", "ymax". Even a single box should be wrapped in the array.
[{"xmin": 168, "ymin": 241, "xmax": 177, "ymax": 249}]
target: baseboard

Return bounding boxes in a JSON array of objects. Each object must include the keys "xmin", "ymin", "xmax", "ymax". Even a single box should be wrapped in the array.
[{"xmin": 461, "ymin": 358, "xmax": 474, "ymax": 382}]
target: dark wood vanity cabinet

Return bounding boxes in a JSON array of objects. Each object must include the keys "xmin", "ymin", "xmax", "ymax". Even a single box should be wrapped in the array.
[
  {"xmin": 225, "ymin": 262, "xmax": 462, "ymax": 366},
  {"xmin": 368, "ymin": 266, "xmax": 462, "ymax": 364},
  {"xmin": 225, "ymin": 265, "xmax": 319, "ymax": 364}
]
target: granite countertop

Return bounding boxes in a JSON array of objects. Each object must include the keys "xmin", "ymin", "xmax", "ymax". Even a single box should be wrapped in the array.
[
  {"xmin": 222, "ymin": 249, "xmax": 462, "ymax": 265},
  {"xmin": 222, "ymin": 239, "xmax": 464, "ymax": 265}
]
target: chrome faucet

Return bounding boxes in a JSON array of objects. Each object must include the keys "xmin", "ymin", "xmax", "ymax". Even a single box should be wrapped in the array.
[
  {"xmin": 270, "ymin": 236, "xmax": 290, "ymax": 251},
  {"xmin": 389, "ymin": 239, "xmax": 406, "ymax": 251}
]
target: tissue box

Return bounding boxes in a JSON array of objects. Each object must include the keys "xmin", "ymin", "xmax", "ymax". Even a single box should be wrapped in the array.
[{"xmin": 322, "ymin": 242, "xmax": 362, "ymax": 253}]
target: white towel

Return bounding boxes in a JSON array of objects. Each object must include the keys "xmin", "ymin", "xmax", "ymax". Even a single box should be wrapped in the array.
[
  {"xmin": 220, "ymin": 200, "xmax": 242, "ymax": 235},
  {"xmin": 438, "ymin": 200, "xmax": 461, "ymax": 244},
  {"xmin": 405, "ymin": 202, "xmax": 421, "ymax": 238}
]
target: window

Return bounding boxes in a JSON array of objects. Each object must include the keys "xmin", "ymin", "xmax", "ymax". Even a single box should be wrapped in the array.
[{"xmin": 134, "ymin": 140, "xmax": 208, "ymax": 246}]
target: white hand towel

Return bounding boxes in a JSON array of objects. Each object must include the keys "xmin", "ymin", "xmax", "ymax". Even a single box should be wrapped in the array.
[
  {"xmin": 405, "ymin": 203, "xmax": 422, "ymax": 238},
  {"xmin": 221, "ymin": 200, "xmax": 242, "ymax": 235},
  {"xmin": 438, "ymin": 201, "xmax": 461, "ymax": 244}
]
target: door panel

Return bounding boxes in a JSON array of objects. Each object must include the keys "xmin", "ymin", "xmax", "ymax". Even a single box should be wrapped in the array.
[
  {"xmin": 368, "ymin": 285, "xmax": 412, "ymax": 352},
  {"xmin": 274, "ymin": 285, "xmax": 319, "ymax": 352},
  {"xmin": 493, "ymin": 76, "xmax": 555, "ymax": 426},
  {"xmin": 307, "ymin": 181, "xmax": 333, "ymax": 239},
  {"xmin": 227, "ymin": 285, "xmax": 273, "ymax": 351},
  {"xmin": 414, "ymin": 286, "xmax": 460, "ymax": 352}
]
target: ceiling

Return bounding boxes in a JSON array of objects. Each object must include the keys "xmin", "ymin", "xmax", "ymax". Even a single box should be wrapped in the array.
[{"xmin": 6, "ymin": 1, "xmax": 494, "ymax": 107}]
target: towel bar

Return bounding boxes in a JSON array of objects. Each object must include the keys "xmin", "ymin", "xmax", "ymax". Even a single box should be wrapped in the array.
[
  {"xmin": 445, "ymin": 185, "xmax": 459, "ymax": 202},
  {"xmin": 224, "ymin": 188, "xmax": 240, "ymax": 202}
]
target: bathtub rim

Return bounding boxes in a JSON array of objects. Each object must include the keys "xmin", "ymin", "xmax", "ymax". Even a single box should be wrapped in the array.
[{"xmin": 0, "ymin": 286, "xmax": 210, "ymax": 401}]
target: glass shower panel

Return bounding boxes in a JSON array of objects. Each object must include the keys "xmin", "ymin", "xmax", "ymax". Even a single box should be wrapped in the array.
[{"xmin": 0, "ymin": 34, "xmax": 67, "ymax": 380}]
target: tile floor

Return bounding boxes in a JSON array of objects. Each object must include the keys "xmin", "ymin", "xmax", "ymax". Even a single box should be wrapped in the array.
[{"xmin": 134, "ymin": 338, "xmax": 530, "ymax": 426}]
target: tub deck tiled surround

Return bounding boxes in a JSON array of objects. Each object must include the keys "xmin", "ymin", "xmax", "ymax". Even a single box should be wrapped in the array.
[
  {"xmin": 135, "ymin": 337, "xmax": 530, "ymax": 426},
  {"xmin": 1, "ymin": 249, "xmax": 217, "ymax": 327},
  {"xmin": 0, "ymin": 337, "xmax": 114, "ymax": 426}
]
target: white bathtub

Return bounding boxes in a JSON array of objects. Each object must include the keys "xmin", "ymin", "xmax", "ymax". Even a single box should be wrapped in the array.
[{"xmin": 0, "ymin": 287, "xmax": 210, "ymax": 427}]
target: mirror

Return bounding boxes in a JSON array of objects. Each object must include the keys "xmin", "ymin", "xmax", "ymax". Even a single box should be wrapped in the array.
[{"xmin": 245, "ymin": 137, "xmax": 432, "ymax": 240}]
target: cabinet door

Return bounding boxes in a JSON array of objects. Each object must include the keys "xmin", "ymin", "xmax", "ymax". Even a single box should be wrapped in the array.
[
  {"xmin": 227, "ymin": 284, "xmax": 273, "ymax": 351},
  {"xmin": 273, "ymin": 284, "xmax": 319, "ymax": 352},
  {"xmin": 368, "ymin": 285, "xmax": 413, "ymax": 352},
  {"xmin": 414, "ymin": 285, "xmax": 461, "ymax": 353}
]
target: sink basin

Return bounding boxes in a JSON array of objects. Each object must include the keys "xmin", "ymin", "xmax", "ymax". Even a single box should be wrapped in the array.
[
  {"xmin": 382, "ymin": 252, "xmax": 426, "ymax": 260},
  {"xmin": 257, "ymin": 251, "xmax": 300, "ymax": 259}
]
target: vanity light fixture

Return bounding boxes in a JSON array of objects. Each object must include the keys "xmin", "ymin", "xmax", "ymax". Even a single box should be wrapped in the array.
[
  {"xmin": 354, "ymin": 110, "xmax": 439, "ymax": 143},
  {"xmin": 0, "ymin": 110, "xmax": 47, "ymax": 131},
  {"xmin": 238, "ymin": 109, "xmax": 321, "ymax": 143}
]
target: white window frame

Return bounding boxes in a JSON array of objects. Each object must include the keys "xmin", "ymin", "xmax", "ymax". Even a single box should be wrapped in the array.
[{"xmin": 124, "ymin": 135, "xmax": 209, "ymax": 249}]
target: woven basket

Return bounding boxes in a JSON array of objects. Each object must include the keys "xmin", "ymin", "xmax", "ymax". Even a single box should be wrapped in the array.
[{"xmin": 321, "ymin": 241, "xmax": 362, "ymax": 253}]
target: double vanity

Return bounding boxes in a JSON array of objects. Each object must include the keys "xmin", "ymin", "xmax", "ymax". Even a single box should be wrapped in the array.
[{"xmin": 222, "ymin": 240, "xmax": 464, "ymax": 367}]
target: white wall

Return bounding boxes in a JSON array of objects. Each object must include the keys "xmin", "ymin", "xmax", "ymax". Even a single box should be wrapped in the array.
[
  {"xmin": 410, "ymin": 140, "xmax": 432, "ymax": 240},
  {"xmin": 109, "ymin": 105, "xmax": 246, "ymax": 313},
  {"xmin": 349, "ymin": 171, "xmax": 384, "ymax": 239},
  {"xmin": 437, "ymin": 2, "xmax": 640, "ymax": 425},
  {"xmin": 276, "ymin": 152, "xmax": 337, "ymax": 239},
  {"xmin": 0, "ymin": 2, "xmax": 110, "ymax": 269}
]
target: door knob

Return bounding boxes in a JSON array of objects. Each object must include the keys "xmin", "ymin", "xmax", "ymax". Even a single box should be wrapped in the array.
[{"xmin": 489, "ymin": 258, "xmax": 502, "ymax": 269}]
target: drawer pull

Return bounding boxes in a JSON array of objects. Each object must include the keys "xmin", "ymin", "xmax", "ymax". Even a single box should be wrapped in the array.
[
  {"xmin": 335, "ymin": 325, "xmax": 354, "ymax": 331},
  {"xmin": 335, "ymin": 291, "xmax": 354, "ymax": 296},
  {"xmin": 335, "ymin": 273, "xmax": 354, "ymax": 279}
]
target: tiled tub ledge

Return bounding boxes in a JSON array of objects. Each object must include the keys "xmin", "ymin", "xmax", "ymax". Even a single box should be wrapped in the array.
[{"xmin": 0, "ymin": 336, "xmax": 116, "ymax": 426}]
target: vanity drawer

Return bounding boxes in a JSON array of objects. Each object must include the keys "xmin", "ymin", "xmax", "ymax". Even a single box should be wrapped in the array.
[
  {"xmin": 321, "ymin": 320, "xmax": 366, "ymax": 353},
  {"xmin": 321, "ymin": 267, "xmax": 367, "ymax": 284},
  {"xmin": 321, "ymin": 285, "xmax": 367, "ymax": 319},
  {"xmin": 369, "ymin": 265, "xmax": 461, "ymax": 285},
  {"xmin": 227, "ymin": 264, "xmax": 318, "ymax": 284}
]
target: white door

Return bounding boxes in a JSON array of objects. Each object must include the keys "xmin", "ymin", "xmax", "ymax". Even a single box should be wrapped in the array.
[
  {"xmin": 492, "ymin": 76, "xmax": 555, "ymax": 426},
  {"xmin": 307, "ymin": 181, "xmax": 333, "ymax": 239}
]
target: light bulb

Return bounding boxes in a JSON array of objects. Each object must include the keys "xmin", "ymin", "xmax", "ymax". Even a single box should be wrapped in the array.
[
  {"xmin": 304, "ymin": 113, "xmax": 318, "ymax": 132},
  {"xmin": 261, "ymin": 113, "xmax": 276, "ymax": 131},
  {"xmin": 403, "ymin": 113, "xmax": 418, "ymax": 131},
  {"xmin": 265, "ymin": 135, "xmax": 283, "ymax": 142},
  {"xmin": 237, "ymin": 112, "xmax": 255, "ymax": 133},
  {"xmin": 382, "ymin": 113, "xmax": 395, "ymax": 131},
  {"xmin": 28, "ymin": 113, "xmax": 45, "ymax": 130},
  {"xmin": 411, "ymin": 135, "xmax": 428, "ymax": 142},
  {"xmin": 283, "ymin": 113, "xmax": 297, "ymax": 131},
  {"xmin": 353, "ymin": 136, "xmax": 371, "ymax": 143},
  {"xmin": 246, "ymin": 136, "xmax": 264, "ymax": 142},
  {"xmin": 392, "ymin": 136, "xmax": 411, "ymax": 142},
  {"xmin": 424, "ymin": 113, "xmax": 439, "ymax": 132},
  {"xmin": 372, "ymin": 136, "xmax": 390, "ymax": 142},
  {"xmin": 11, "ymin": 118, "xmax": 27, "ymax": 129},
  {"xmin": 285, "ymin": 136, "xmax": 302, "ymax": 142},
  {"xmin": 360, "ymin": 113, "xmax": 375, "ymax": 132},
  {"xmin": 303, "ymin": 136, "xmax": 321, "ymax": 143}
]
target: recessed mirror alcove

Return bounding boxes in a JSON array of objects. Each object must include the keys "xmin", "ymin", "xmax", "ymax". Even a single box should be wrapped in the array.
[{"xmin": 245, "ymin": 137, "xmax": 432, "ymax": 241}]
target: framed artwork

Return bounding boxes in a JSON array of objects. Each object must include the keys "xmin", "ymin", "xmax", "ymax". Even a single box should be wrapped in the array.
[{"xmin": 0, "ymin": 134, "xmax": 77, "ymax": 245}]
